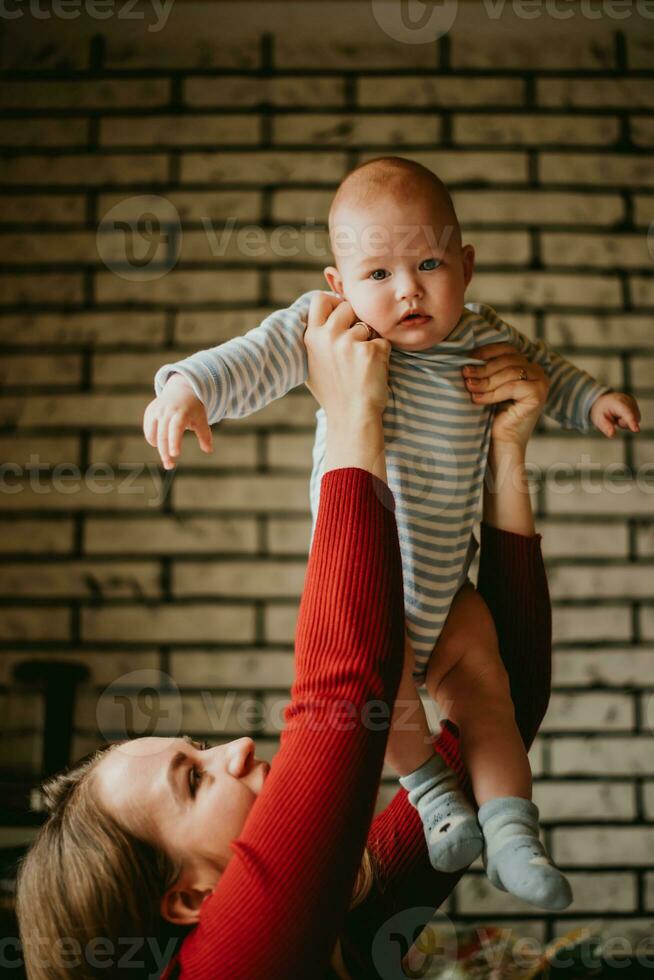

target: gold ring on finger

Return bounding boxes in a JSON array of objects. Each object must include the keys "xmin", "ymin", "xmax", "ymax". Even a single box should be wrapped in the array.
[{"xmin": 518, "ymin": 367, "xmax": 528, "ymax": 381}]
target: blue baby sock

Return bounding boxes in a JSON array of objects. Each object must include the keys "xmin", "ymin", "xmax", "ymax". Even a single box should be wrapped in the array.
[
  {"xmin": 399, "ymin": 752, "xmax": 483, "ymax": 873},
  {"xmin": 478, "ymin": 796, "xmax": 573, "ymax": 911}
]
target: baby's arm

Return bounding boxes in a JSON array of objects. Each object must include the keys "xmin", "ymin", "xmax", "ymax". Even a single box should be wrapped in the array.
[
  {"xmin": 144, "ymin": 290, "xmax": 325, "ymax": 467},
  {"xmin": 471, "ymin": 303, "xmax": 640, "ymax": 436}
]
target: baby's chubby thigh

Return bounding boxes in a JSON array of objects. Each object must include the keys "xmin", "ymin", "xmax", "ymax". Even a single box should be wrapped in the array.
[{"xmin": 425, "ymin": 582, "xmax": 513, "ymax": 724}]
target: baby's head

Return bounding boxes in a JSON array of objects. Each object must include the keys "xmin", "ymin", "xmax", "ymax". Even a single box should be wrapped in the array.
[{"xmin": 324, "ymin": 157, "xmax": 474, "ymax": 351}]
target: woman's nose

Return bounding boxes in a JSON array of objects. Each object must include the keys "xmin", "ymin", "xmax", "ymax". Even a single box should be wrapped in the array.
[{"xmin": 226, "ymin": 737, "xmax": 255, "ymax": 776}]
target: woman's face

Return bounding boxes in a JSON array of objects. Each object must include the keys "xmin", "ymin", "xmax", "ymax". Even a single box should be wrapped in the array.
[{"xmin": 93, "ymin": 735, "xmax": 270, "ymax": 922}]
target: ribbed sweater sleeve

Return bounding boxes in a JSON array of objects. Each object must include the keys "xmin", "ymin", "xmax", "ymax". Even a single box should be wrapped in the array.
[
  {"xmin": 168, "ymin": 467, "xmax": 405, "ymax": 980},
  {"xmin": 339, "ymin": 521, "xmax": 552, "ymax": 979}
]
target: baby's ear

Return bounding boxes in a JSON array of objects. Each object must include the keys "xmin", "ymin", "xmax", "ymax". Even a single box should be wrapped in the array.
[{"xmin": 323, "ymin": 265, "xmax": 344, "ymax": 297}]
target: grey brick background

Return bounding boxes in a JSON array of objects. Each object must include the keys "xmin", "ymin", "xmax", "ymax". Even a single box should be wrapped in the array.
[{"xmin": 1, "ymin": 0, "xmax": 653, "ymax": 953}]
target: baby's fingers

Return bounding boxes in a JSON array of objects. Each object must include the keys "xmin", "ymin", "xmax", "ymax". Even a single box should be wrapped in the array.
[
  {"xmin": 157, "ymin": 414, "xmax": 174, "ymax": 470},
  {"xmin": 193, "ymin": 414, "xmax": 214, "ymax": 454},
  {"xmin": 168, "ymin": 412, "xmax": 187, "ymax": 461},
  {"xmin": 143, "ymin": 404, "xmax": 159, "ymax": 448}
]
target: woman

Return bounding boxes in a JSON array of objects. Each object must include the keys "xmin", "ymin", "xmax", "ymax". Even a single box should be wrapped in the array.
[{"xmin": 16, "ymin": 296, "xmax": 552, "ymax": 980}]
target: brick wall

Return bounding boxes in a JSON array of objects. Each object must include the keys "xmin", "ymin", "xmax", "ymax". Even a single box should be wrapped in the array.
[{"xmin": 1, "ymin": 0, "xmax": 653, "ymax": 954}]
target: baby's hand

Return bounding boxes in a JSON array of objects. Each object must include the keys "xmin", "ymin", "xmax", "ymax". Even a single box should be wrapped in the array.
[
  {"xmin": 590, "ymin": 390, "xmax": 641, "ymax": 438},
  {"xmin": 143, "ymin": 373, "xmax": 213, "ymax": 469}
]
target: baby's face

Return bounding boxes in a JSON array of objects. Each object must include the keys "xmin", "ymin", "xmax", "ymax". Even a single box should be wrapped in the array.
[{"xmin": 325, "ymin": 196, "xmax": 474, "ymax": 351}]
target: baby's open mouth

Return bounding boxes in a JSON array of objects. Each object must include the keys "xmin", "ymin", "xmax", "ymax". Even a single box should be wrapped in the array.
[{"xmin": 400, "ymin": 311, "xmax": 431, "ymax": 323}]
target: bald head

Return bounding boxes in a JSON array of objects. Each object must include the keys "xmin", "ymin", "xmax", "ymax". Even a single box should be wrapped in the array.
[{"xmin": 328, "ymin": 156, "xmax": 462, "ymax": 259}]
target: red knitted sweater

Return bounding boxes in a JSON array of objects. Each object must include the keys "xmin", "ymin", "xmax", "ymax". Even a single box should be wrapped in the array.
[{"xmin": 162, "ymin": 467, "xmax": 551, "ymax": 980}]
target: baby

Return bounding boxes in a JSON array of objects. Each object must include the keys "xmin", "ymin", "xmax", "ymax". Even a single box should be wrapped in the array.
[{"xmin": 144, "ymin": 157, "xmax": 640, "ymax": 911}]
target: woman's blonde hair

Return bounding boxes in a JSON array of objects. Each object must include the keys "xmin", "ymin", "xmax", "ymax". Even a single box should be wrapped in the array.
[{"xmin": 16, "ymin": 744, "xmax": 376, "ymax": 979}]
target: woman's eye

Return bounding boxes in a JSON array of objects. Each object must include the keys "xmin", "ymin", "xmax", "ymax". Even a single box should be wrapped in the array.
[
  {"xmin": 189, "ymin": 766, "xmax": 203, "ymax": 797},
  {"xmin": 369, "ymin": 269, "xmax": 388, "ymax": 281},
  {"xmin": 420, "ymin": 258, "xmax": 441, "ymax": 271}
]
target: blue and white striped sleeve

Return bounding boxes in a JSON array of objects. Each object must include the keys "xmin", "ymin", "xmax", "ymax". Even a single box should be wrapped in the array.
[
  {"xmin": 153, "ymin": 290, "xmax": 318, "ymax": 426},
  {"xmin": 474, "ymin": 304, "xmax": 611, "ymax": 432}
]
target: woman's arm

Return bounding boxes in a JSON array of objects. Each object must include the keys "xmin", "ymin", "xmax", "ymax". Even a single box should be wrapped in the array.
[
  {"xmin": 171, "ymin": 297, "xmax": 403, "ymax": 980},
  {"xmin": 339, "ymin": 349, "xmax": 552, "ymax": 979}
]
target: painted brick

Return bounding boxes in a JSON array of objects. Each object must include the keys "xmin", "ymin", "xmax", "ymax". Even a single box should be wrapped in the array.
[
  {"xmin": 533, "ymin": 780, "xmax": 635, "ymax": 821},
  {"xmin": 455, "ymin": 190, "xmax": 624, "ymax": 227},
  {"xmin": 169, "ymin": 650, "xmax": 295, "ymax": 689},
  {"xmin": 644, "ymin": 783, "xmax": 654, "ymax": 820},
  {"xmin": 181, "ymin": 151, "xmax": 346, "ymax": 185},
  {"xmin": 173, "ymin": 560, "xmax": 307, "ymax": 597},
  {"xmin": 0, "ymin": 312, "xmax": 167, "ymax": 348},
  {"xmin": 643, "ymin": 607, "xmax": 654, "ymax": 642},
  {"xmin": 545, "ymin": 314, "xmax": 653, "ymax": 350},
  {"xmin": 0, "ymin": 273, "xmax": 83, "ymax": 306},
  {"xmin": 0, "ymin": 606, "xmax": 69, "ymax": 641},
  {"xmin": 265, "ymin": 602, "xmax": 300, "ymax": 644},
  {"xmin": 358, "ymin": 76, "xmax": 524, "ymax": 107},
  {"xmin": 546, "ymin": 479, "xmax": 654, "ymax": 517},
  {"xmin": 526, "ymin": 434, "xmax": 624, "ymax": 470},
  {"xmin": 266, "ymin": 434, "xmax": 314, "ymax": 471},
  {"xmin": 185, "ymin": 76, "xmax": 345, "ymax": 108},
  {"xmin": 0, "ymin": 118, "xmax": 88, "ymax": 148},
  {"xmin": 84, "ymin": 515, "xmax": 257, "ymax": 555},
  {"xmin": 539, "ymin": 520, "xmax": 629, "ymax": 559},
  {"xmin": 0, "ymin": 394, "xmax": 152, "ymax": 429},
  {"xmin": 0, "ymin": 154, "xmax": 169, "ymax": 186},
  {"xmin": 0, "ymin": 649, "xmax": 158, "ymax": 686},
  {"xmin": 552, "ymin": 649, "xmax": 654, "ymax": 688},
  {"xmin": 632, "ymin": 360, "xmax": 654, "ymax": 390},
  {"xmin": 95, "ymin": 269, "xmax": 259, "ymax": 306},
  {"xmin": 553, "ymin": 827, "xmax": 654, "ymax": 866},
  {"xmin": 179, "ymin": 227, "xmax": 330, "ymax": 266},
  {"xmin": 0, "ymin": 518, "xmax": 73, "ymax": 554},
  {"xmin": 551, "ymin": 606, "xmax": 631, "ymax": 643},
  {"xmin": 540, "ymin": 154, "xmax": 654, "ymax": 188},
  {"xmin": 82, "ymin": 603, "xmax": 255, "ymax": 643},
  {"xmin": 101, "ymin": 114, "xmax": 259, "ymax": 147},
  {"xmin": 0, "ymin": 194, "xmax": 86, "ymax": 225},
  {"xmin": 548, "ymin": 565, "xmax": 654, "ymax": 600},
  {"xmin": 450, "ymin": 33, "xmax": 614, "ymax": 70},
  {"xmin": 105, "ymin": 24, "xmax": 260, "ymax": 70},
  {"xmin": 539, "ymin": 79, "xmax": 654, "ymax": 109},
  {"xmin": 635, "ymin": 194, "xmax": 654, "ymax": 227},
  {"xmin": 356, "ymin": 149, "xmax": 528, "ymax": 184},
  {"xmin": 272, "ymin": 189, "xmax": 333, "ymax": 225},
  {"xmin": 454, "ymin": 114, "xmax": 619, "ymax": 146},
  {"xmin": 0, "ymin": 354, "xmax": 82, "ymax": 387},
  {"xmin": 541, "ymin": 233, "xmax": 651, "ymax": 268},
  {"xmin": 275, "ymin": 36, "xmax": 440, "ymax": 71},
  {"xmin": 540, "ymin": 692, "xmax": 634, "ymax": 732},
  {"xmin": 0, "ymin": 436, "xmax": 79, "ymax": 468},
  {"xmin": 637, "ymin": 525, "xmax": 654, "ymax": 557},
  {"xmin": 551, "ymin": 737, "xmax": 654, "ymax": 776},
  {"xmin": 0, "ymin": 79, "xmax": 171, "ymax": 110},
  {"xmin": 91, "ymin": 433, "xmax": 257, "ymax": 470},
  {"xmin": 632, "ymin": 116, "xmax": 654, "ymax": 148},
  {"xmin": 468, "ymin": 272, "xmax": 622, "ymax": 308},
  {"xmin": 174, "ymin": 475, "xmax": 309, "ymax": 512},
  {"xmin": 266, "ymin": 517, "xmax": 312, "ymax": 554},
  {"xmin": 0, "ymin": 473, "xmax": 164, "ymax": 512},
  {"xmin": 456, "ymin": 871, "xmax": 635, "ymax": 915},
  {"xmin": 175, "ymin": 307, "xmax": 277, "ymax": 345},
  {"xmin": 0, "ymin": 561, "xmax": 161, "ymax": 599},
  {"xmin": 99, "ymin": 190, "xmax": 262, "ymax": 225},
  {"xmin": 273, "ymin": 113, "xmax": 442, "ymax": 147},
  {"xmin": 632, "ymin": 276, "xmax": 654, "ymax": 308}
]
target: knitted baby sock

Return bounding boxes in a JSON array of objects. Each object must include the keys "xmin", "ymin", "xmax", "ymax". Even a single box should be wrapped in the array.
[
  {"xmin": 399, "ymin": 751, "xmax": 483, "ymax": 873},
  {"xmin": 478, "ymin": 796, "xmax": 573, "ymax": 911}
]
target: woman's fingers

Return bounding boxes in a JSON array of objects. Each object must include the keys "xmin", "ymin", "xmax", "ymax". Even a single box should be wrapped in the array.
[
  {"xmin": 465, "ymin": 363, "xmax": 533, "ymax": 393},
  {"xmin": 307, "ymin": 290, "xmax": 339, "ymax": 331}
]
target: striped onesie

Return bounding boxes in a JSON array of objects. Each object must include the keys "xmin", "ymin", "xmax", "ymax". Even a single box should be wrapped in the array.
[{"xmin": 154, "ymin": 290, "xmax": 609, "ymax": 682}]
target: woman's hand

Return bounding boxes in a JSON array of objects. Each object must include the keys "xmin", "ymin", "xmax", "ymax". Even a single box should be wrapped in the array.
[
  {"xmin": 304, "ymin": 292, "xmax": 391, "ymax": 479},
  {"xmin": 462, "ymin": 343, "xmax": 549, "ymax": 452},
  {"xmin": 304, "ymin": 292, "xmax": 391, "ymax": 424}
]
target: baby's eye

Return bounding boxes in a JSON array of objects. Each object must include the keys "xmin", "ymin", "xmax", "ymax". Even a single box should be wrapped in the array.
[
  {"xmin": 420, "ymin": 258, "xmax": 441, "ymax": 271},
  {"xmin": 369, "ymin": 269, "xmax": 389, "ymax": 281}
]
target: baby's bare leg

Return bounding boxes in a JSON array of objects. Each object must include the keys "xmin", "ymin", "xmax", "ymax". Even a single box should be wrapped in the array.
[
  {"xmin": 385, "ymin": 632, "xmax": 434, "ymax": 777},
  {"xmin": 425, "ymin": 582, "xmax": 531, "ymax": 806}
]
